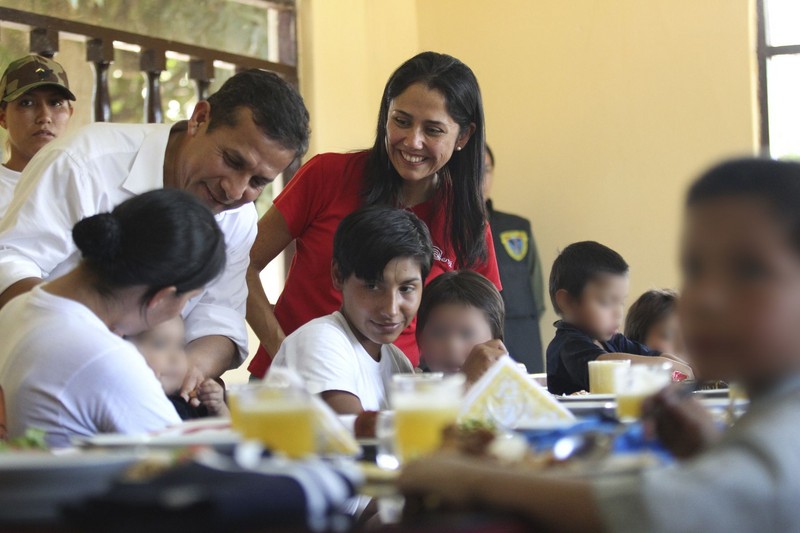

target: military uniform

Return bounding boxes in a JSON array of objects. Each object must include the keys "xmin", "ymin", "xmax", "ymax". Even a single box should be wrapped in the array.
[{"xmin": 487, "ymin": 200, "xmax": 545, "ymax": 372}]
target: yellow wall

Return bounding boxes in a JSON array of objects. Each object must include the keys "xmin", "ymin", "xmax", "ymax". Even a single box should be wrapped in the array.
[{"xmin": 290, "ymin": 0, "xmax": 757, "ymax": 364}]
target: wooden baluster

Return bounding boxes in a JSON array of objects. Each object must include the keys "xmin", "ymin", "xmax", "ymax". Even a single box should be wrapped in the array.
[
  {"xmin": 140, "ymin": 49, "xmax": 165, "ymax": 123},
  {"xmin": 86, "ymin": 39, "xmax": 114, "ymax": 122},
  {"xmin": 189, "ymin": 58, "xmax": 214, "ymax": 101},
  {"xmin": 30, "ymin": 27, "xmax": 58, "ymax": 58},
  {"xmin": 277, "ymin": 10, "xmax": 296, "ymax": 68}
]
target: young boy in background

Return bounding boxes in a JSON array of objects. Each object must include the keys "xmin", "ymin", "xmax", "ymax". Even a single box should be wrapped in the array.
[
  {"xmin": 416, "ymin": 270, "xmax": 505, "ymax": 374},
  {"xmin": 546, "ymin": 241, "xmax": 691, "ymax": 395},
  {"xmin": 269, "ymin": 206, "xmax": 431, "ymax": 414},
  {"xmin": 131, "ymin": 316, "xmax": 228, "ymax": 419}
]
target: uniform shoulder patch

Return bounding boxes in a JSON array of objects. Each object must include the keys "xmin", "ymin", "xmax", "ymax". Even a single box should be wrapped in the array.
[{"xmin": 499, "ymin": 230, "xmax": 528, "ymax": 261}]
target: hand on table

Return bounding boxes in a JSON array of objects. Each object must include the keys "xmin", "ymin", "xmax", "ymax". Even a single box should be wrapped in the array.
[
  {"xmin": 463, "ymin": 339, "xmax": 508, "ymax": 386},
  {"xmin": 642, "ymin": 384, "xmax": 721, "ymax": 458}
]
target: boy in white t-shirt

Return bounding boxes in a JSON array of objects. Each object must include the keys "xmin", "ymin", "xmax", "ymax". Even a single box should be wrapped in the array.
[{"xmin": 270, "ymin": 206, "xmax": 433, "ymax": 414}]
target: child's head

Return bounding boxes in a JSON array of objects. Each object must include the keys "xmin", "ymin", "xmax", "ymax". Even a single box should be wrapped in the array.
[
  {"xmin": 549, "ymin": 241, "xmax": 629, "ymax": 341},
  {"xmin": 130, "ymin": 315, "xmax": 188, "ymax": 395},
  {"xmin": 332, "ymin": 206, "xmax": 433, "ymax": 355},
  {"xmin": 681, "ymin": 158, "xmax": 800, "ymax": 389},
  {"xmin": 416, "ymin": 271, "xmax": 504, "ymax": 373},
  {"xmin": 624, "ymin": 289, "xmax": 682, "ymax": 354}
]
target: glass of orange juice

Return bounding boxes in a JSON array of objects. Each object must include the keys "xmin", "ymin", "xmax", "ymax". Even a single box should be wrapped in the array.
[
  {"xmin": 588, "ymin": 360, "xmax": 630, "ymax": 394},
  {"xmin": 229, "ymin": 383, "xmax": 315, "ymax": 459},
  {"xmin": 614, "ymin": 363, "xmax": 672, "ymax": 422},
  {"xmin": 391, "ymin": 373, "xmax": 465, "ymax": 463}
]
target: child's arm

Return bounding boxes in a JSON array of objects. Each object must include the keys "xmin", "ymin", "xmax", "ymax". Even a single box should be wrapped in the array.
[
  {"xmin": 399, "ymin": 452, "xmax": 604, "ymax": 531},
  {"xmin": 597, "ymin": 353, "xmax": 694, "ymax": 380},
  {"xmin": 642, "ymin": 384, "xmax": 721, "ymax": 458},
  {"xmin": 196, "ymin": 379, "xmax": 229, "ymax": 417},
  {"xmin": 320, "ymin": 390, "xmax": 364, "ymax": 415}
]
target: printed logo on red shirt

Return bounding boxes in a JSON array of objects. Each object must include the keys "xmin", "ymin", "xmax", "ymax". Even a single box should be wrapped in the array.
[{"xmin": 432, "ymin": 245, "xmax": 454, "ymax": 268}]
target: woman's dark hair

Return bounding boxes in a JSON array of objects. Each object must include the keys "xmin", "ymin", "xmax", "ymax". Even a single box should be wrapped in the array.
[
  {"xmin": 549, "ymin": 241, "xmax": 629, "ymax": 315},
  {"xmin": 416, "ymin": 270, "xmax": 505, "ymax": 341},
  {"xmin": 624, "ymin": 289, "xmax": 678, "ymax": 344},
  {"xmin": 362, "ymin": 51, "xmax": 487, "ymax": 268},
  {"xmin": 333, "ymin": 206, "xmax": 433, "ymax": 283},
  {"xmin": 73, "ymin": 189, "xmax": 226, "ymax": 302},
  {"xmin": 687, "ymin": 158, "xmax": 800, "ymax": 253},
  {"xmin": 207, "ymin": 69, "xmax": 310, "ymax": 161}
]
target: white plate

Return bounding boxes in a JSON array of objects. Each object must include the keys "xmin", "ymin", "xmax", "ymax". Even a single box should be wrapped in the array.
[
  {"xmin": 73, "ymin": 418, "xmax": 240, "ymax": 449},
  {"xmin": 0, "ymin": 451, "xmax": 137, "ymax": 524},
  {"xmin": 557, "ymin": 393, "xmax": 616, "ymax": 402}
]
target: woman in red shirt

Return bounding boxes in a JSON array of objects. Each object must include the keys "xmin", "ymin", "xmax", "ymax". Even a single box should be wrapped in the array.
[{"xmin": 247, "ymin": 52, "xmax": 501, "ymax": 378}]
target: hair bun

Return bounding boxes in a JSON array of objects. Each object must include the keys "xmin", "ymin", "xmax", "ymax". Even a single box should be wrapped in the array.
[{"xmin": 72, "ymin": 212, "xmax": 122, "ymax": 263}]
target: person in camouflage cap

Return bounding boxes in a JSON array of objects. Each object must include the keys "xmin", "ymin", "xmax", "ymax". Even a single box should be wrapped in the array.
[{"xmin": 0, "ymin": 55, "xmax": 75, "ymax": 175}]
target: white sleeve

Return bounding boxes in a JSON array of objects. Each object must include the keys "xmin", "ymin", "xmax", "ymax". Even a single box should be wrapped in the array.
[
  {"xmin": 274, "ymin": 322, "xmax": 362, "ymax": 398},
  {"xmin": 182, "ymin": 204, "xmax": 256, "ymax": 366},
  {"xmin": 75, "ymin": 348, "xmax": 181, "ymax": 435},
  {"xmin": 0, "ymin": 148, "xmax": 103, "ymax": 293}
]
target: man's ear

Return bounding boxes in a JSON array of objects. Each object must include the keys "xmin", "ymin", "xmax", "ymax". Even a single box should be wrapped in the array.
[
  {"xmin": 188, "ymin": 100, "xmax": 211, "ymax": 135},
  {"xmin": 331, "ymin": 263, "xmax": 344, "ymax": 291},
  {"xmin": 554, "ymin": 289, "xmax": 574, "ymax": 315}
]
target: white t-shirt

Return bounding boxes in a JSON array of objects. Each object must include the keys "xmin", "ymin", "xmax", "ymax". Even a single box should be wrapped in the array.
[
  {"xmin": 271, "ymin": 311, "xmax": 414, "ymax": 411},
  {"xmin": 0, "ymin": 123, "xmax": 256, "ymax": 362},
  {"xmin": 0, "ymin": 286, "xmax": 181, "ymax": 448},
  {"xmin": 0, "ymin": 164, "xmax": 20, "ymax": 218}
]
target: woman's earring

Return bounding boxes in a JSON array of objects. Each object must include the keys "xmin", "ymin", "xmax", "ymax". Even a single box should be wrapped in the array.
[{"xmin": 455, "ymin": 146, "xmax": 462, "ymax": 151}]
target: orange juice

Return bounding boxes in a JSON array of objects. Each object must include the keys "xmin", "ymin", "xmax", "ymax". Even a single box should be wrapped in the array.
[
  {"xmin": 616, "ymin": 393, "xmax": 646, "ymax": 421},
  {"xmin": 394, "ymin": 405, "xmax": 459, "ymax": 461},
  {"xmin": 588, "ymin": 360, "xmax": 630, "ymax": 393},
  {"xmin": 235, "ymin": 403, "xmax": 314, "ymax": 458}
]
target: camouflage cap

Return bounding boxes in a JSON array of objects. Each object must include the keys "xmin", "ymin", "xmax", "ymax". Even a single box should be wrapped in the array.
[{"xmin": 0, "ymin": 55, "xmax": 76, "ymax": 103}]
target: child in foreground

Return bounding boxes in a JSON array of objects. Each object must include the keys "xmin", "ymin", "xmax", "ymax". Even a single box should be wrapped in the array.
[
  {"xmin": 625, "ymin": 289, "xmax": 683, "ymax": 355},
  {"xmin": 131, "ymin": 316, "xmax": 228, "ymax": 419},
  {"xmin": 416, "ymin": 270, "xmax": 505, "ymax": 374},
  {"xmin": 269, "ymin": 206, "xmax": 430, "ymax": 414},
  {"xmin": 546, "ymin": 241, "xmax": 692, "ymax": 395},
  {"xmin": 399, "ymin": 158, "xmax": 800, "ymax": 531}
]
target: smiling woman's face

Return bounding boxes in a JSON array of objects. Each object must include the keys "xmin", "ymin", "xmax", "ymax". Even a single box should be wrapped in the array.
[{"xmin": 385, "ymin": 83, "xmax": 472, "ymax": 185}]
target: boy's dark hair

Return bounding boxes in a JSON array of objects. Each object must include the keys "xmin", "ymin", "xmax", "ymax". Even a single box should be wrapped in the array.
[
  {"xmin": 416, "ymin": 270, "xmax": 505, "ymax": 341},
  {"xmin": 333, "ymin": 206, "xmax": 433, "ymax": 282},
  {"xmin": 549, "ymin": 241, "xmax": 629, "ymax": 315},
  {"xmin": 688, "ymin": 158, "xmax": 800, "ymax": 254},
  {"xmin": 207, "ymin": 69, "xmax": 310, "ymax": 161},
  {"xmin": 624, "ymin": 289, "xmax": 678, "ymax": 344}
]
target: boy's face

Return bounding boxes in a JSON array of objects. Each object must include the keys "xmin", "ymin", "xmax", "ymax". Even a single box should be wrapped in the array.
[
  {"xmin": 132, "ymin": 316, "xmax": 188, "ymax": 395},
  {"xmin": 680, "ymin": 197, "xmax": 800, "ymax": 388},
  {"xmin": 419, "ymin": 303, "xmax": 494, "ymax": 373},
  {"xmin": 560, "ymin": 274, "xmax": 628, "ymax": 342},
  {"xmin": 334, "ymin": 257, "xmax": 424, "ymax": 358},
  {"xmin": 644, "ymin": 313, "xmax": 684, "ymax": 355}
]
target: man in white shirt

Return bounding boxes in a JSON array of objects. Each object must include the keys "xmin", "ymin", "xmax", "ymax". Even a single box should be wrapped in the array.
[{"xmin": 0, "ymin": 69, "xmax": 310, "ymax": 398}]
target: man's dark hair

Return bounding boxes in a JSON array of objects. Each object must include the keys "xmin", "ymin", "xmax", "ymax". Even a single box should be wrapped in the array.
[
  {"xmin": 624, "ymin": 289, "xmax": 678, "ymax": 344},
  {"xmin": 687, "ymin": 158, "xmax": 800, "ymax": 255},
  {"xmin": 333, "ymin": 206, "xmax": 434, "ymax": 283},
  {"xmin": 207, "ymin": 69, "xmax": 310, "ymax": 160},
  {"xmin": 416, "ymin": 270, "xmax": 504, "ymax": 341},
  {"xmin": 549, "ymin": 241, "xmax": 629, "ymax": 314}
]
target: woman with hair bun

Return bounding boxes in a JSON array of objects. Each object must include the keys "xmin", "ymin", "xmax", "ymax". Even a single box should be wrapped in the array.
[{"xmin": 0, "ymin": 189, "xmax": 226, "ymax": 447}]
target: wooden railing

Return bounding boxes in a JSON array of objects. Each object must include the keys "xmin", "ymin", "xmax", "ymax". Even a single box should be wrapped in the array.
[{"xmin": 0, "ymin": 5, "xmax": 297, "ymax": 123}]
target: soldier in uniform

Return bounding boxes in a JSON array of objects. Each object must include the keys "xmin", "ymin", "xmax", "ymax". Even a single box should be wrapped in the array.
[{"xmin": 483, "ymin": 144, "xmax": 546, "ymax": 372}]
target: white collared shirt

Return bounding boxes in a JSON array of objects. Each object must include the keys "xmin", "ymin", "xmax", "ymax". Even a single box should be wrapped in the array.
[
  {"xmin": 0, "ymin": 164, "xmax": 20, "ymax": 218},
  {"xmin": 0, "ymin": 122, "xmax": 255, "ymax": 362}
]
